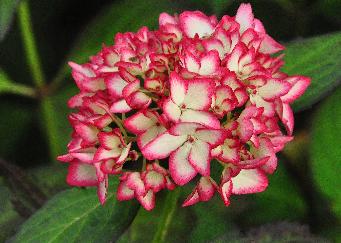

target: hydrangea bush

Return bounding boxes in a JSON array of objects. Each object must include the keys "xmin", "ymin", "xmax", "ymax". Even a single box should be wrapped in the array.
[{"xmin": 58, "ymin": 3, "xmax": 310, "ymax": 210}]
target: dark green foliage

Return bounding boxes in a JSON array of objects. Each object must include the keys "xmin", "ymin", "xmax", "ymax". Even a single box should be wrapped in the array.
[
  {"xmin": 283, "ymin": 32, "xmax": 341, "ymax": 112},
  {"xmin": 12, "ymin": 178, "xmax": 139, "ymax": 243},
  {"xmin": 0, "ymin": 0, "xmax": 20, "ymax": 41},
  {"xmin": 0, "ymin": 0, "xmax": 340, "ymax": 242}
]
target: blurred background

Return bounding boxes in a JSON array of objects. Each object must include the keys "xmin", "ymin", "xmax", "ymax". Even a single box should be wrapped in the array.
[{"xmin": 0, "ymin": 0, "xmax": 340, "ymax": 242}]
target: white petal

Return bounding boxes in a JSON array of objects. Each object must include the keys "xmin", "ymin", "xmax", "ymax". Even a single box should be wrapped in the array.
[
  {"xmin": 181, "ymin": 110, "xmax": 220, "ymax": 128},
  {"xmin": 231, "ymin": 169, "xmax": 268, "ymax": 194},
  {"xmin": 169, "ymin": 142, "xmax": 197, "ymax": 185},
  {"xmin": 142, "ymin": 132, "xmax": 187, "ymax": 160},
  {"xmin": 189, "ymin": 140, "xmax": 210, "ymax": 176}
]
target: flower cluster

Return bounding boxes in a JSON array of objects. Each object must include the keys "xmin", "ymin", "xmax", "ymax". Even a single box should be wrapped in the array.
[{"xmin": 58, "ymin": 3, "xmax": 310, "ymax": 210}]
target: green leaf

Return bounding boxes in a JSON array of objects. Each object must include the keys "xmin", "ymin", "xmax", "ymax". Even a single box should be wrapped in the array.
[
  {"xmin": 118, "ymin": 189, "xmax": 193, "ymax": 243},
  {"xmin": 0, "ymin": 177, "xmax": 23, "ymax": 242},
  {"xmin": 28, "ymin": 164, "xmax": 68, "ymax": 197},
  {"xmin": 282, "ymin": 31, "xmax": 341, "ymax": 112},
  {"xmin": 12, "ymin": 178, "xmax": 140, "ymax": 243},
  {"xmin": 118, "ymin": 186, "xmax": 238, "ymax": 243},
  {"xmin": 311, "ymin": 87, "xmax": 341, "ymax": 218},
  {"xmin": 52, "ymin": 0, "xmax": 177, "ymax": 87},
  {"xmin": 0, "ymin": 0, "xmax": 20, "ymax": 41},
  {"xmin": 189, "ymin": 196, "xmax": 239, "ymax": 242},
  {"xmin": 210, "ymin": 0, "xmax": 232, "ymax": 16},
  {"xmin": 233, "ymin": 163, "xmax": 307, "ymax": 226}
]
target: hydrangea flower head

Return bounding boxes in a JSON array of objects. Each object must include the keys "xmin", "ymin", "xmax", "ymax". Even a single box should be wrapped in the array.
[{"xmin": 58, "ymin": 3, "xmax": 310, "ymax": 210}]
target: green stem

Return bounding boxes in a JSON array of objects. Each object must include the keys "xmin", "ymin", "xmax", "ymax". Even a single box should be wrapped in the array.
[
  {"xmin": 18, "ymin": 0, "xmax": 45, "ymax": 88},
  {"xmin": 2, "ymin": 83, "xmax": 36, "ymax": 98},
  {"xmin": 18, "ymin": 0, "xmax": 59, "ymax": 160},
  {"xmin": 152, "ymin": 188, "xmax": 181, "ymax": 243},
  {"xmin": 112, "ymin": 114, "xmax": 128, "ymax": 139},
  {"xmin": 41, "ymin": 98, "xmax": 60, "ymax": 160}
]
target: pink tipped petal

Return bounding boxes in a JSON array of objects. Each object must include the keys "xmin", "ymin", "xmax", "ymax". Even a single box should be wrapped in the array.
[
  {"xmin": 159, "ymin": 12, "xmax": 177, "ymax": 26},
  {"xmin": 110, "ymin": 99, "xmax": 132, "ymax": 113},
  {"xmin": 227, "ymin": 44, "xmax": 245, "ymax": 72},
  {"xmin": 98, "ymin": 131, "xmax": 122, "ymax": 150},
  {"xmin": 124, "ymin": 111, "xmax": 156, "ymax": 134},
  {"xmin": 195, "ymin": 128, "xmax": 226, "ymax": 146},
  {"xmin": 169, "ymin": 122, "xmax": 203, "ymax": 136},
  {"xmin": 234, "ymin": 88, "xmax": 249, "ymax": 106},
  {"xmin": 281, "ymin": 76, "xmax": 311, "ymax": 103},
  {"xmin": 220, "ymin": 180, "xmax": 232, "ymax": 206},
  {"xmin": 123, "ymin": 116, "xmax": 147, "ymax": 135},
  {"xmin": 126, "ymin": 91, "xmax": 151, "ymax": 109},
  {"xmin": 259, "ymin": 35, "xmax": 284, "ymax": 54},
  {"xmin": 163, "ymin": 99, "xmax": 181, "ymax": 122},
  {"xmin": 142, "ymin": 132, "xmax": 187, "ymax": 160},
  {"xmin": 179, "ymin": 11, "xmax": 214, "ymax": 38},
  {"xmin": 126, "ymin": 172, "xmax": 146, "ymax": 196},
  {"xmin": 169, "ymin": 142, "xmax": 197, "ymax": 186},
  {"xmin": 199, "ymin": 51, "xmax": 220, "ymax": 75},
  {"xmin": 69, "ymin": 62, "xmax": 95, "ymax": 77},
  {"xmin": 57, "ymin": 154, "xmax": 73, "ymax": 162},
  {"xmin": 184, "ymin": 52, "xmax": 200, "ymax": 73},
  {"xmin": 105, "ymin": 73, "xmax": 127, "ymax": 97},
  {"xmin": 257, "ymin": 79, "xmax": 291, "ymax": 100},
  {"xmin": 166, "ymin": 177, "xmax": 176, "ymax": 190},
  {"xmin": 281, "ymin": 103, "xmax": 294, "ymax": 135},
  {"xmin": 117, "ymin": 180, "xmax": 135, "ymax": 201},
  {"xmin": 137, "ymin": 126, "xmax": 167, "ymax": 148},
  {"xmin": 250, "ymin": 95, "xmax": 275, "ymax": 117},
  {"xmin": 182, "ymin": 190, "xmax": 200, "ymax": 207},
  {"xmin": 183, "ymin": 78, "xmax": 214, "ymax": 110},
  {"xmin": 75, "ymin": 123, "xmax": 98, "ymax": 144},
  {"xmin": 235, "ymin": 3, "xmax": 254, "ymax": 33},
  {"xmin": 231, "ymin": 169, "xmax": 268, "ymax": 194},
  {"xmin": 116, "ymin": 143, "xmax": 132, "ymax": 165},
  {"xmin": 238, "ymin": 156, "xmax": 270, "ymax": 169},
  {"xmin": 94, "ymin": 147, "xmax": 121, "ymax": 161},
  {"xmin": 70, "ymin": 148, "xmax": 96, "ymax": 163},
  {"xmin": 181, "ymin": 110, "xmax": 220, "ymax": 128},
  {"xmin": 189, "ymin": 140, "xmax": 210, "ymax": 176},
  {"xmin": 97, "ymin": 177, "xmax": 108, "ymax": 205},
  {"xmin": 67, "ymin": 162, "xmax": 98, "ymax": 187},
  {"xmin": 137, "ymin": 190, "xmax": 155, "ymax": 211},
  {"xmin": 261, "ymin": 155, "xmax": 278, "ymax": 174},
  {"xmin": 144, "ymin": 171, "xmax": 166, "ymax": 193},
  {"xmin": 197, "ymin": 177, "xmax": 215, "ymax": 201},
  {"xmin": 169, "ymin": 72, "xmax": 187, "ymax": 105}
]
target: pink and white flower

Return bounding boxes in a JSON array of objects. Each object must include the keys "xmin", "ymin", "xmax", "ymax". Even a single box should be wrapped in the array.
[
  {"xmin": 163, "ymin": 72, "xmax": 220, "ymax": 128},
  {"xmin": 142, "ymin": 122, "xmax": 226, "ymax": 185},
  {"xmin": 59, "ymin": 3, "xmax": 310, "ymax": 209}
]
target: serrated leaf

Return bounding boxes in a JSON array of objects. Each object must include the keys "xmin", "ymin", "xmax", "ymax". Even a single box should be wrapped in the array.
[
  {"xmin": 12, "ymin": 178, "xmax": 139, "ymax": 243},
  {"xmin": 282, "ymin": 32, "xmax": 341, "ymax": 112},
  {"xmin": 311, "ymin": 87, "xmax": 341, "ymax": 218},
  {"xmin": 0, "ymin": 0, "xmax": 20, "ymax": 41}
]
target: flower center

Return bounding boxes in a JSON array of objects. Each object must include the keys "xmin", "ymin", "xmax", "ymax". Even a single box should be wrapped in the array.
[{"xmin": 187, "ymin": 135, "xmax": 195, "ymax": 143}]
